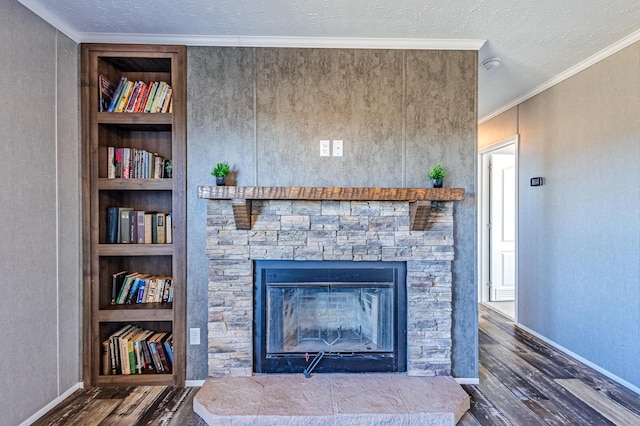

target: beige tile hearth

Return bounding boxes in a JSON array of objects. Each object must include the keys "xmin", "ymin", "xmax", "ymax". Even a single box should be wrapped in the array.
[{"xmin": 193, "ymin": 374, "xmax": 469, "ymax": 425}]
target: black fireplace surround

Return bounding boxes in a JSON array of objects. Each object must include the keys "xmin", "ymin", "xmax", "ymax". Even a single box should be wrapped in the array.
[{"xmin": 254, "ymin": 260, "xmax": 407, "ymax": 374}]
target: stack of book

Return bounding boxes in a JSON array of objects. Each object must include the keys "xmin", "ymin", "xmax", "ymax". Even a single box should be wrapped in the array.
[
  {"xmin": 107, "ymin": 208, "xmax": 172, "ymax": 244},
  {"xmin": 102, "ymin": 325, "xmax": 173, "ymax": 375},
  {"xmin": 111, "ymin": 271, "xmax": 173, "ymax": 305},
  {"xmin": 100, "ymin": 74, "xmax": 173, "ymax": 113},
  {"xmin": 108, "ymin": 147, "xmax": 168, "ymax": 179}
]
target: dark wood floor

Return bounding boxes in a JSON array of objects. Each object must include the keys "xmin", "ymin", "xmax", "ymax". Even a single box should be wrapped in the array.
[
  {"xmin": 460, "ymin": 305, "xmax": 640, "ymax": 425},
  {"xmin": 34, "ymin": 305, "xmax": 640, "ymax": 425}
]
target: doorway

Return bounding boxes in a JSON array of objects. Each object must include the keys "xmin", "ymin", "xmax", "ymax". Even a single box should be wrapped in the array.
[{"xmin": 479, "ymin": 136, "xmax": 518, "ymax": 319}]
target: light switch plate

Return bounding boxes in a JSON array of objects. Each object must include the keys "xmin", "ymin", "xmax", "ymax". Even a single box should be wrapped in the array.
[
  {"xmin": 320, "ymin": 140, "xmax": 330, "ymax": 156},
  {"xmin": 333, "ymin": 140, "xmax": 343, "ymax": 156},
  {"xmin": 190, "ymin": 327, "xmax": 201, "ymax": 345}
]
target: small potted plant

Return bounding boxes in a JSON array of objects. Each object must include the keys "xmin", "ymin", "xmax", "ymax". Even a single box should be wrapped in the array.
[
  {"xmin": 164, "ymin": 160, "xmax": 172, "ymax": 178},
  {"xmin": 211, "ymin": 161, "xmax": 230, "ymax": 186},
  {"xmin": 427, "ymin": 163, "xmax": 446, "ymax": 188}
]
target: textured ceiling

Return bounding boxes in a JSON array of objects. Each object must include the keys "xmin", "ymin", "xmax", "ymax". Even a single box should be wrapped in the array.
[{"xmin": 21, "ymin": 0, "xmax": 640, "ymax": 120}]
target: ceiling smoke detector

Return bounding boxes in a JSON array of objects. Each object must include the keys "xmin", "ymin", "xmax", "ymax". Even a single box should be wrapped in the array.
[{"xmin": 481, "ymin": 57, "xmax": 502, "ymax": 71}]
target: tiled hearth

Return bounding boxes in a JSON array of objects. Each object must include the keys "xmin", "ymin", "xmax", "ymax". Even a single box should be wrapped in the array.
[{"xmin": 203, "ymin": 193, "xmax": 458, "ymax": 377}]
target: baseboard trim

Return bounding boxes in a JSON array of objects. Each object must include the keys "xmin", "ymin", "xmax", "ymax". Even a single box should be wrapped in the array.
[
  {"xmin": 454, "ymin": 377, "xmax": 479, "ymax": 385},
  {"xmin": 517, "ymin": 323, "xmax": 640, "ymax": 396},
  {"xmin": 186, "ymin": 379, "xmax": 206, "ymax": 387},
  {"xmin": 19, "ymin": 382, "xmax": 84, "ymax": 426}
]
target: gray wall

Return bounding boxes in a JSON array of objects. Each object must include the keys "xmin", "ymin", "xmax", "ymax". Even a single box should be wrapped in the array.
[
  {"xmin": 0, "ymin": 0, "xmax": 81, "ymax": 423},
  {"xmin": 187, "ymin": 47, "xmax": 478, "ymax": 380},
  {"xmin": 480, "ymin": 42, "xmax": 640, "ymax": 388}
]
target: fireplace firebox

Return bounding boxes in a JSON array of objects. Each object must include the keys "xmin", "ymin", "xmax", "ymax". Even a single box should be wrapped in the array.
[{"xmin": 254, "ymin": 260, "xmax": 407, "ymax": 374}]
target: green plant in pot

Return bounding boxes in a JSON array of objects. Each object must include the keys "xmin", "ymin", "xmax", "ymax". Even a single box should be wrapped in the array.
[
  {"xmin": 211, "ymin": 161, "xmax": 230, "ymax": 186},
  {"xmin": 427, "ymin": 163, "xmax": 446, "ymax": 188},
  {"xmin": 164, "ymin": 159, "xmax": 172, "ymax": 178}
]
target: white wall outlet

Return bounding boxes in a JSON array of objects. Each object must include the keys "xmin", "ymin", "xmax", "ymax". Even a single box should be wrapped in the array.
[
  {"xmin": 189, "ymin": 327, "xmax": 201, "ymax": 345},
  {"xmin": 333, "ymin": 140, "xmax": 343, "ymax": 157},
  {"xmin": 320, "ymin": 140, "xmax": 330, "ymax": 156}
]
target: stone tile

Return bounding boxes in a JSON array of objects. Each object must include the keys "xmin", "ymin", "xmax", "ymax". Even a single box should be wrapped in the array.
[
  {"xmin": 194, "ymin": 376, "xmax": 267, "ymax": 419},
  {"xmin": 331, "ymin": 374, "xmax": 407, "ymax": 415},
  {"xmin": 392, "ymin": 376, "xmax": 469, "ymax": 421},
  {"xmin": 259, "ymin": 375, "xmax": 334, "ymax": 417}
]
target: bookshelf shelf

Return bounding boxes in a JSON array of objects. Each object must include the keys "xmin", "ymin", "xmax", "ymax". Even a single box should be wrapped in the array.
[
  {"xmin": 82, "ymin": 44, "xmax": 186, "ymax": 386},
  {"xmin": 97, "ymin": 244, "xmax": 174, "ymax": 256},
  {"xmin": 98, "ymin": 307, "xmax": 174, "ymax": 322},
  {"xmin": 98, "ymin": 178, "xmax": 173, "ymax": 191}
]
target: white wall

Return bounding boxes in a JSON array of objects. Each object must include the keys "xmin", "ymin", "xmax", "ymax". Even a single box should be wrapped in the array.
[{"xmin": 0, "ymin": 0, "xmax": 81, "ymax": 423}]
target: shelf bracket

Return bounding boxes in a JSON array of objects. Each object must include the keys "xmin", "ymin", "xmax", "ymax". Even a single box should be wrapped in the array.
[
  {"xmin": 231, "ymin": 198, "xmax": 252, "ymax": 230},
  {"xmin": 409, "ymin": 200, "xmax": 432, "ymax": 231}
]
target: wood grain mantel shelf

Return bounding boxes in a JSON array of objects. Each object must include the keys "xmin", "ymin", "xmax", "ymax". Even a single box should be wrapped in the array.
[{"xmin": 198, "ymin": 186, "xmax": 465, "ymax": 231}]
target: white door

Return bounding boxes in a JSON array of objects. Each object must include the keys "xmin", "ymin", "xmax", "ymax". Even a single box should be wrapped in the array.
[{"xmin": 490, "ymin": 153, "xmax": 516, "ymax": 301}]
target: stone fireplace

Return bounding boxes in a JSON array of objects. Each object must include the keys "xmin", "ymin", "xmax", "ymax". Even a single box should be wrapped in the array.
[{"xmin": 200, "ymin": 186, "xmax": 463, "ymax": 377}]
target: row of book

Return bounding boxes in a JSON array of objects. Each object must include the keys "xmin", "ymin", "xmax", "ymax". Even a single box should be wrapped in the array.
[
  {"xmin": 107, "ymin": 208, "xmax": 172, "ymax": 244},
  {"xmin": 100, "ymin": 74, "xmax": 173, "ymax": 114},
  {"xmin": 102, "ymin": 325, "xmax": 173, "ymax": 375},
  {"xmin": 108, "ymin": 147, "xmax": 170, "ymax": 179},
  {"xmin": 111, "ymin": 271, "xmax": 173, "ymax": 305}
]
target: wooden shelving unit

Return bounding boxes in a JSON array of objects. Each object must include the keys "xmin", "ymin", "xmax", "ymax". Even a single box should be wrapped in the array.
[{"xmin": 82, "ymin": 44, "xmax": 186, "ymax": 386}]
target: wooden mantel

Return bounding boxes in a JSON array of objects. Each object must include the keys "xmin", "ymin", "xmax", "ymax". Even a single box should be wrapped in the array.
[{"xmin": 198, "ymin": 186, "xmax": 465, "ymax": 231}]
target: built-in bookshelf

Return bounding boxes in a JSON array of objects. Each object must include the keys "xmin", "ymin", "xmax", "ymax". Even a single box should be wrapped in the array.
[{"xmin": 82, "ymin": 44, "xmax": 186, "ymax": 386}]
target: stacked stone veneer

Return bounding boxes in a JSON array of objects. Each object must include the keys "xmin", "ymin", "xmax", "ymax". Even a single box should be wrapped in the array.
[{"xmin": 205, "ymin": 199, "xmax": 454, "ymax": 377}]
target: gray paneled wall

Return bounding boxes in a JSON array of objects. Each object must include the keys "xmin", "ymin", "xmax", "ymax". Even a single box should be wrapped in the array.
[
  {"xmin": 0, "ymin": 0, "xmax": 81, "ymax": 423},
  {"xmin": 187, "ymin": 47, "xmax": 478, "ymax": 380}
]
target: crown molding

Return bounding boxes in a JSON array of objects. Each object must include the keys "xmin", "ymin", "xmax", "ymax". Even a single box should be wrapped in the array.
[
  {"xmin": 77, "ymin": 33, "xmax": 486, "ymax": 50},
  {"xmin": 479, "ymin": 28, "xmax": 640, "ymax": 124}
]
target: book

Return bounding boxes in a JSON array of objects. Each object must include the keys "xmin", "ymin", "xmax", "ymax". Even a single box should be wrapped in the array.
[
  {"xmin": 144, "ymin": 213, "xmax": 153, "ymax": 244},
  {"xmin": 132, "ymin": 82, "xmax": 148, "ymax": 113},
  {"xmin": 129, "ymin": 211, "xmax": 137, "ymax": 244},
  {"xmin": 150, "ymin": 82, "xmax": 167, "ymax": 113},
  {"xmin": 144, "ymin": 82, "xmax": 159, "ymax": 113},
  {"xmin": 110, "ymin": 324, "xmax": 133, "ymax": 375},
  {"xmin": 120, "ymin": 208, "xmax": 133, "ymax": 243},
  {"xmin": 156, "ymin": 213, "xmax": 166, "ymax": 244},
  {"xmin": 160, "ymin": 87, "xmax": 173, "ymax": 113},
  {"xmin": 145, "ymin": 277, "xmax": 158, "ymax": 303},
  {"xmin": 161, "ymin": 278, "xmax": 172, "ymax": 303},
  {"xmin": 114, "ymin": 148, "xmax": 123, "ymax": 178},
  {"xmin": 116, "ymin": 207, "xmax": 133, "ymax": 243},
  {"xmin": 163, "ymin": 334, "xmax": 174, "ymax": 366},
  {"xmin": 116, "ymin": 273, "xmax": 140, "ymax": 304},
  {"xmin": 107, "ymin": 207, "xmax": 118, "ymax": 244},
  {"xmin": 135, "ymin": 277, "xmax": 147, "ymax": 303},
  {"xmin": 165, "ymin": 213, "xmax": 173, "ymax": 244},
  {"xmin": 148, "ymin": 333, "xmax": 167, "ymax": 372},
  {"xmin": 102, "ymin": 338, "xmax": 111, "ymax": 375},
  {"xmin": 107, "ymin": 146, "xmax": 116, "ymax": 179},
  {"xmin": 124, "ymin": 81, "xmax": 142, "ymax": 113},
  {"xmin": 155, "ymin": 334, "xmax": 171, "ymax": 371},
  {"xmin": 110, "ymin": 270, "xmax": 128, "ymax": 304},
  {"xmin": 98, "ymin": 74, "xmax": 116, "ymax": 112},
  {"xmin": 115, "ymin": 80, "xmax": 134, "ymax": 113},
  {"xmin": 135, "ymin": 211, "xmax": 145, "ymax": 244},
  {"xmin": 119, "ymin": 326, "xmax": 139, "ymax": 375},
  {"xmin": 107, "ymin": 76, "xmax": 127, "ymax": 112},
  {"xmin": 122, "ymin": 148, "xmax": 131, "ymax": 179},
  {"xmin": 154, "ymin": 278, "xmax": 166, "ymax": 303}
]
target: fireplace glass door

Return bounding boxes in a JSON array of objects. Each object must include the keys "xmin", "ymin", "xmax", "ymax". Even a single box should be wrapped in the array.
[{"xmin": 254, "ymin": 260, "xmax": 406, "ymax": 374}]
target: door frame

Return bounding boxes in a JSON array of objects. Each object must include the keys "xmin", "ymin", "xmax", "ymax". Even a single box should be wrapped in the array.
[{"xmin": 478, "ymin": 135, "xmax": 519, "ymax": 318}]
